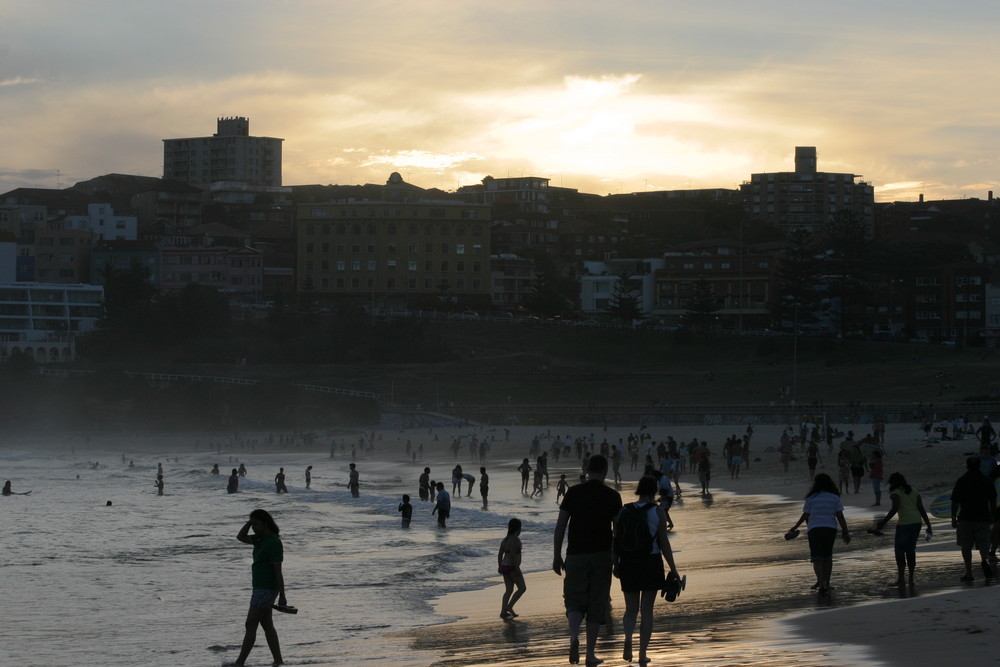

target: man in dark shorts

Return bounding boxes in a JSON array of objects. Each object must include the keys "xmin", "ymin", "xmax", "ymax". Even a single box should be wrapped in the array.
[
  {"xmin": 951, "ymin": 456, "xmax": 998, "ymax": 581},
  {"xmin": 553, "ymin": 454, "xmax": 622, "ymax": 665}
]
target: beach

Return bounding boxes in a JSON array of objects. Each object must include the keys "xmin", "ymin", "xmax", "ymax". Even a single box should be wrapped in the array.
[
  {"xmin": 0, "ymin": 420, "xmax": 993, "ymax": 666},
  {"xmin": 413, "ymin": 420, "xmax": 993, "ymax": 667}
]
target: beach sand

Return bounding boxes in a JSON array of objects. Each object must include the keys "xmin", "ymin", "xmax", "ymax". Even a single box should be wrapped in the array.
[{"xmin": 411, "ymin": 420, "xmax": 995, "ymax": 666}]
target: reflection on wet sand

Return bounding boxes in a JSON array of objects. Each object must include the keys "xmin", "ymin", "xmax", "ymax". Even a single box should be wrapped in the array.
[{"xmin": 416, "ymin": 486, "xmax": 964, "ymax": 666}]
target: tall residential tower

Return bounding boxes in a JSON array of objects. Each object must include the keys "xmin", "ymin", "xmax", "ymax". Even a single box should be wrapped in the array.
[{"xmin": 162, "ymin": 117, "xmax": 283, "ymax": 188}]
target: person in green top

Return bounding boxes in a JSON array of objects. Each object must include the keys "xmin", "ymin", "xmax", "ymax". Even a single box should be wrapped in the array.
[
  {"xmin": 876, "ymin": 472, "xmax": 933, "ymax": 586},
  {"xmin": 234, "ymin": 509, "xmax": 286, "ymax": 666}
]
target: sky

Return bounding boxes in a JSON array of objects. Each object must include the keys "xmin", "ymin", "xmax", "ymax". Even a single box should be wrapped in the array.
[{"xmin": 1, "ymin": 1, "xmax": 998, "ymax": 203}]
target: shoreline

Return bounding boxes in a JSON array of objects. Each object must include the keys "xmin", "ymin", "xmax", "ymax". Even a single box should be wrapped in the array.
[
  {"xmin": 408, "ymin": 421, "xmax": 991, "ymax": 666},
  {"xmin": 3, "ymin": 421, "xmax": 992, "ymax": 666}
]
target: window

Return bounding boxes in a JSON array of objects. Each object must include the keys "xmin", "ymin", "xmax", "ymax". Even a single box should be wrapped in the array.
[
  {"xmin": 352, "ymin": 260, "xmax": 361, "ymax": 271},
  {"xmin": 440, "ymin": 261, "xmax": 449, "ymax": 272},
  {"xmin": 336, "ymin": 261, "xmax": 345, "ymax": 271},
  {"xmin": 387, "ymin": 259, "xmax": 397, "ymax": 271},
  {"xmin": 367, "ymin": 260, "xmax": 376, "ymax": 271},
  {"xmin": 456, "ymin": 244, "xmax": 465, "ymax": 255},
  {"xmin": 425, "ymin": 260, "xmax": 434, "ymax": 271},
  {"xmin": 472, "ymin": 244, "xmax": 482, "ymax": 255},
  {"xmin": 408, "ymin": 261, "xmax": 417, "ymax": 271},
  {"xmin": 440, "ymin": 243, "xmax": 450, "ymax": 254},
  {"xmin": 306, "ymin": 242, "xmax": 314, "ymax": 253},
  {"xmin": 367, "ymin": 242, "xmax": 376, "ymax": 254},
  {"xmin": 456, "ymin": 261, "xmax": 465, "ymax": 272},
  {"xmin": 425, "ymin": 243, "xmax": 434, "ymax": 253}
]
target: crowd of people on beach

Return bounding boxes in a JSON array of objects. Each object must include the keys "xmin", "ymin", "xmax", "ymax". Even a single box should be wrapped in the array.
[{"xmin": 9, "ymin": 417, "xmax": 1000, "ymax": 666}]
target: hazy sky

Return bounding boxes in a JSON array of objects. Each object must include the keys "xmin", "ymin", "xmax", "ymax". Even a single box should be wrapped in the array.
[{"xmin": 2, "ymin": 1, "xmax": 998, "ymax": 202}]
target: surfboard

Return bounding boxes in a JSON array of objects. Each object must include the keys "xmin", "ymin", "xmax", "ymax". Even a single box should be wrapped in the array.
[{"xmin": 929, "ymin": 493, "xmax": 952, "ymax": 518}]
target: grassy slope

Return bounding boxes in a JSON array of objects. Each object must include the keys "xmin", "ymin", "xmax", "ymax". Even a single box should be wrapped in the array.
[{"xmin": 201, "ymin": 321, "xmax": 997, "ymax": 409}]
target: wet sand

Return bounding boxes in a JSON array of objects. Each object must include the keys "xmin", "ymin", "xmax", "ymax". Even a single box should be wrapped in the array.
[{"xmin": 410, "ymin": 421, "xmax": 992, "ymax": 666}]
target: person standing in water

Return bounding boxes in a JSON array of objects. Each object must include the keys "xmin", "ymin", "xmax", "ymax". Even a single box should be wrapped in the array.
[
  {"xmin": 433, "ymin": 482, "xmax": 451, "ymax": 528},
  {"xmin": 233, "ymin": 509, "xmax": 285, "ymax": 666},
  {"xmin": 154, "ymin": 475, "xmax": 164, "ymax": 496},
  {"xmin": 274, "ymin": 468, "xmax": 288, "ymax": 494},
  {"xmin": 479, "ymin": 467, "xmax": 489, "ymax": 508},
  {"xmin": 2, "ymin": 480, "xmax": 12, "ymax": 496},
  {"xmin": 348, "ymin": 463, "xmax": 360, "ymax": 498},
  {"xmin": 227, "ymin": 469, "xmax": 239, "ymax": 494},
  {"xmin": 305, "ymin": 466, "xmax": 312, "ymax": 490},
  {"xmin": 498, "ymin": 518, "xmax": 527, "ymax": 619}
]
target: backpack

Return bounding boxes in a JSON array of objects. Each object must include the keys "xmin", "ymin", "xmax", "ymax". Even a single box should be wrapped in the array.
[{"xmin": 613, "ymin": 502, "xmax": 656, "ymax": 558}]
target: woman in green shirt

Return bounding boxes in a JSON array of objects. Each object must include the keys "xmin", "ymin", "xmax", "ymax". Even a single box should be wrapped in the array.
[
  {"xmin": 876, "ymin": 473, "xmax": 933, "ymax": 586},
  {"xmin": 234, "ymin": 509, "xmax": 286, "ymax": 666}
]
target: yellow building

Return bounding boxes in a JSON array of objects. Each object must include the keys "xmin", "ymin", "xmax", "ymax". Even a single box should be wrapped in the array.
[{"xmin": 296, "ymin": 174, "xmax": 492, "ymax": 311}]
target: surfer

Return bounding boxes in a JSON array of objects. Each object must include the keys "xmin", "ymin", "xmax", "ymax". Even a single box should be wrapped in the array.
[{"xmin": 233, "ymin": 509, "xmax": 285, "ymax": 666}]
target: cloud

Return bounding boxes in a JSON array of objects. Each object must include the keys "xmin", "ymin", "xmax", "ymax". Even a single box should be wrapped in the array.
[{"xmin": 0, "ymin": 76, "xmax": 43, "ymax": 87}]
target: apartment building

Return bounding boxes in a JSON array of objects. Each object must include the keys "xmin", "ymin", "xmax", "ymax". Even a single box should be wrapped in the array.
[
  {"xmin": 741, "ymin": 147, "xmax": 874, "ymax": 234},
  {"xmin": 163, "ymin": 117, "xmax": 283, "ymax": 187},
  {"xmin": 0, "ymin": 282, "xmax": 104, "ymax": 363},
  {"xmin": 160, "ymin": 245, "xmax": 263, "ymax": 303},
  {"xmin": 64, "ymin": 203, "xmax": 137, "ymax": 241},
  {"xmin": 297, "ymin": 173, "xmax": 492, "ymax": 311}
]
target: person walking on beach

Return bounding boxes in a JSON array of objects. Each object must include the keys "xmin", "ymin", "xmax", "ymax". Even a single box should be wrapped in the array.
[
  {"xmin": 233, "ymin": 509, "xmax": 285, "ymax": 666},
  {"xmin": 305, "ymin": 466, "xmax": 312, "ymax": 490},
  {"xmin": 951, "ymin": 456, "xmax": 997, "ymax": 582},
  {"xmin": 806, "ymin": 440, "xmax": 820, "ymax": 479},
  {"xmin": 531, "ymin": 465, "xmax": 544, "ymax": 498},
  {"xmin": 348, "ymin": 463, "xmax": 360, "ymax": 498},
  {"xmin": 874, "ymin": 472, "xmax": 933, "ymax": 586},
  {"xmin": 553, "ymin": 454, "xmax": 622, "ymax": 666},
  {"xmin": 614, "ymin": 475, "xmax": 681, "ymax": 665},
  {"xmin": 479, "ymin": 467, "xmax": 489, "ymax": 508},
  {"xmin": 433, "ymin": 482, "xmax": 451, "ymax": 528},
  {"xmin": 869, "ymin": 451, "xmax": 884, "ymax": 506},
  {"xmin": 556, "ymin": 474, "xmax": 569, "ymax": 504},
  {"xmin": 518, "ymin": 458, "xmax": 531, "ymax": 494},
  {"xmin": 498, "ymin": 518, "xmax": 527, "ymax": 619},
  {"xmin": 228, "ymin": 469, "xmax": 240, "ymax": 494},
  {"xmin": 786, "ymin": 473, "xmax": 851, "ymax": 595},
  {"xmin": 837, "ymin": 448, "xmax": 850, "ymax": 494},
  {"xmin": 274, "ymin": 468, "xmax": 288, "ymax": 494},
  {"xmin": 849, "ymin": 444, "xmax": 867, "ymax": 494},
  {"xmin": 976, "ymin": 417, "xmax": 996, "ymax": 454}
]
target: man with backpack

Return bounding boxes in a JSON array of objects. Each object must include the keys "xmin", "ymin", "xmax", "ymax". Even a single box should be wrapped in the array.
[{"xmin": 553, "ymin": 454, "xmax": 622, "ymax": 666}]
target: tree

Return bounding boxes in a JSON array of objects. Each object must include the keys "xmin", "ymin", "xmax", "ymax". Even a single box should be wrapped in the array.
[
  {"xmin": 775, "ymin": 228, "xmax": 823, "ymax": 332},
  {"xmin": 606, "ymin": 274, "xmax": 644, "ymax": 326},
  {"xmin": 683, "ymin": 277, "xmax": 721, "ymax": 329},
  {"xmin": 822, "ymin": 210, "xmax": 870, "ymax": 338},
  {"xmin": 100, "ymin": 260, "xmax": 158, "ymax": 333}
]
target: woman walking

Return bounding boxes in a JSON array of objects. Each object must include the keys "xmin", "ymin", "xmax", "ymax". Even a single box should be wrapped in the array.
[
  {"xmin": 875, "ymin": 472, "xmax": 933, "ymax": 586},
  {"xmin": 787, "ymin": 473, "xmax": 851, "ymax": 595},
  {"xmin": 234, "ymin": 509, "xmax": 286, "ymax": 666},
  {"xmin": 614, "ymin": 476, "xmax": 681, "ymax": 665},
  {"xmin": 497, "ymin": 518, "xmax": 527, "ymax": 618}
]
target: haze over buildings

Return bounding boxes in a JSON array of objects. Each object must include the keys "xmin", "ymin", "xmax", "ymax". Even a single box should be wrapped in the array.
[{"xmin": 1, "ymin": 2, "xmax": 998, "ymax": 202}]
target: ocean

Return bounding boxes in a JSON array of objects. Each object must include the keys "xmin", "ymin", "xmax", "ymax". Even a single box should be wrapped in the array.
[{"xmin": 1, "ymin": 428, "xmax": 964, "ymax": 666}]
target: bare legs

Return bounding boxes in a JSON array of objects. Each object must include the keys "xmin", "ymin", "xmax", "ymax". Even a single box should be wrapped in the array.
[
  {"xmin": 622, "ymin": 590, "xmax": 656, "ymax": 663},
  {"xmin": 500, "ymin": 570, "xmax": 527, "ymax": 618},
  {"xmin": 567, "ymin": 611, "xmax": 602, "ymax": 665},
  {"xmin": 234, "ymin": 605, "xmax": 282, "ymax": 666}
]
